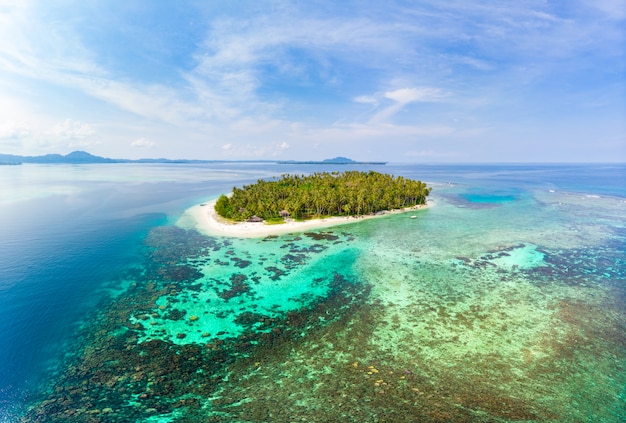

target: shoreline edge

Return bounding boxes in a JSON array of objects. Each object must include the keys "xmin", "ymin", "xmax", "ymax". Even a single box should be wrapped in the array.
[{"xmin": 178, "ymin": 198, "xmax": 430, "ymax": 238}]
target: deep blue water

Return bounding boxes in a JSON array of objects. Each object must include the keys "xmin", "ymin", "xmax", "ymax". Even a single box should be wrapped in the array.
[
  {"xmin": 0, "ymin": 213, "xmax": 160, "ymax": 406},
  {"xmin": 0, "ymin": 164, "xmax": 255, "ymax": 419},
  {"xmin": 0, "ymin": 162, "xmax": 624, "ymax": 420}
]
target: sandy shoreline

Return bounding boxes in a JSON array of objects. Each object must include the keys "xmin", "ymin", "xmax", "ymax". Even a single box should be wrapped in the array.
[{"xmin": 178, "ymin": 198, "xmax": 430, "ymax": 238}]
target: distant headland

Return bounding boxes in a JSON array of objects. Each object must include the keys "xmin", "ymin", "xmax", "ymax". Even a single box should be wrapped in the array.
[
  {"xmin": 0, "ymin": 150, "xmax": 234, "ymax": 165},
  {"xmin": 0, "ymin": 151, "xmax": 386, "ymax": 166}
]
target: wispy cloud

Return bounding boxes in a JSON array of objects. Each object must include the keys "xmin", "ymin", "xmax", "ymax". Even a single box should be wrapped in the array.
[
  {"xmin": 0, "ymin": 117, "xmax": 101, "ymax": 153},
  {"xmin": 582, "ymin": 0, "xmax": 626, "ymax": 20},
  {"xmin": 0, "ymin": 120, "xmax": 31, "ymax": 140},
  {"xmin": 370, "ymin": 88, "xmax": 447, "ymax": 123},
  {"xmin": 219, "ymin": 140, "xmax": 291, "ymax": 158},
  {"xmin": 49, "ymin": 119, "xmax": 95, "ymax": 139},
  {"xmin": 131, "ymin": 137, "xmax": 155, "ymax": 149},
  {"xmin": 0, "ymin": 0, "xmax": 622, "ymax": 160}
]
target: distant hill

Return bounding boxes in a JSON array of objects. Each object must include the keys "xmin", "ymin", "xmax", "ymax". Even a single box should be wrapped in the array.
[
  {"xmin": 0, "ymin": 151, "xmax": 238, "ymax": 164},
  {"xmin": 0, "ymin": 151, "xmax": 115, "ymax": 164},
  {"xmin": 322, "ymin": 156, "xmax": 356, "ymax": 163}
]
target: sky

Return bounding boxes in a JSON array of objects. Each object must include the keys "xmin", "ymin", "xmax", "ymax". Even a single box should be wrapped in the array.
[{"xmin": 0, "ymin": 0, "xmax": 624, "ymax": 162}]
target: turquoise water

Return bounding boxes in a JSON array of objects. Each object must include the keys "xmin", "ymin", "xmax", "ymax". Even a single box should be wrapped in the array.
[
  {"xmin": 456, "ymin": 188, "xmax": 519, "ymax": 206},
  {"xmin": 1, "ymin": 163, "xmax": 624, "ymax": 422}
]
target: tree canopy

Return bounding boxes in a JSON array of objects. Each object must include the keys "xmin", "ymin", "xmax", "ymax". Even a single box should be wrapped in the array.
[{"xmin": 214, "ymin": 171, "xmax": 430, "ymax": 222}]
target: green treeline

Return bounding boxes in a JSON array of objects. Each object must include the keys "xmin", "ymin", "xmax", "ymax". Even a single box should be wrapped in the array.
[{"xmin": 215, "ymin": 171, "xmax": 430, "ymax": 222}]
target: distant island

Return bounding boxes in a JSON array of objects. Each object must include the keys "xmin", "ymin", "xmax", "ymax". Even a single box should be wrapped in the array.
[
  {"xmin": 215, "ymin": 170, "xmax": 430, "ymax": 222},
  {"xmin": 0, "ymin": 151, "xmax": 386, "ymax": 166},
  {"xmin": 0, "ymin": 151, "xmax": 116, "ymax": 165},
  {"xmin": 278, "ymin": 156, "xmax": 387, "ymax": 165},
  {"xmin": 0, "ymin": 151, "xmax": 239, "ymax": 165}
]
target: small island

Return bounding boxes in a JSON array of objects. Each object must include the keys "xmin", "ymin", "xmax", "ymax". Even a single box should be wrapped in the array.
[
  {"xmin": 278, "ymin": 156, "xmax": 387, "ymax": 165},
  {"xmin": 215, "ymin": 170, "xmax": 429, "ymax": 222},
  {"xmin": 180, "ymin": 170, "xmax": 430, "ymax": 238}
]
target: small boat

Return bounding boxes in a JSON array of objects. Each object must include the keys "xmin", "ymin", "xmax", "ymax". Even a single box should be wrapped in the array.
[{"xmin": 410, "ymin": 215, "xmax": 417, "ymax": 219}]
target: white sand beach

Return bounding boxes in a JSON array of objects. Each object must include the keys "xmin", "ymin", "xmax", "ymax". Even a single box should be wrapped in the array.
[{"xmin": 179, "ymin": 198, "xmax": 430, "ymax": 238}]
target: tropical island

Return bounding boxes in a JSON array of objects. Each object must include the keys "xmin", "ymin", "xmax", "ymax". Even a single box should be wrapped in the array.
[
  {"xmin": 181, "ymin": 171, "xmax": 430, "ymax": 238},
  {"xmin": 216, "ymin": 170, "xmax": 429, "ymax": 222}
]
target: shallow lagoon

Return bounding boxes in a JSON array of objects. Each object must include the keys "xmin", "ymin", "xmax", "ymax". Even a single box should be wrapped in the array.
[{"xmin": 1, "ymin": 163, "xmax": 624, "ymax": 422}]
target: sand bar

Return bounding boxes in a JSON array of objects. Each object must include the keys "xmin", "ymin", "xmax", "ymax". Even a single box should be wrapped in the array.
[{"xmin": 178, "ymin": 198, "xmax": 430, "ymax": 238}]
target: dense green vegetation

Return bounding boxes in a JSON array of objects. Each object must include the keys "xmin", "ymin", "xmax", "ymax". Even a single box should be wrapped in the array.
[{"xmin": 215, "ymin": 171, "xmax": 430, "ymax": 222}]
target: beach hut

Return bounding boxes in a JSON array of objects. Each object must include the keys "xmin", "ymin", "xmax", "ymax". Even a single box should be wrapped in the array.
[{"xmin": 247, "ymin": 215, "xmax": 264, "ymax": 223}]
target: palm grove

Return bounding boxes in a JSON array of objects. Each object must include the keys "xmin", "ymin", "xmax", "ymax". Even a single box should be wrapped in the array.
[{"xmin": 214, "ymin": 171, "xmax": 430, "ymax": 222}]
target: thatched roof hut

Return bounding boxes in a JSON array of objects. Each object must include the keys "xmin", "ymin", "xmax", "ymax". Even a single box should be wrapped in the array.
[
  {"xmin": 279, "ymin": 210, "xmax": 290, "ymax": 217},
  {"xmin": 247, "ymin": 215, "xmax": 264, "ymax": 223}
]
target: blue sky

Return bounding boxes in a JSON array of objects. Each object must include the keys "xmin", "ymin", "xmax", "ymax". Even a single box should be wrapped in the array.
[{"xmin": 0, "ymin": 0, "xmax": 624, "ymax": 162}]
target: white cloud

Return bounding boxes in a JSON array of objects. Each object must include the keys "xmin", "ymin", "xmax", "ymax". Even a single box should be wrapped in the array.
[
  {"xmin": 354, "ymin": 95, "xmax": 378, "ymax": 106},
  {"xmin": 74, "ymin": 78, "xmax": 202, "ymax": 126},
  {"xmin": 368, "ymin": 87, "xmax": 446, "ymax": 123},
  {"xmin": 295, "ymin": 121, "xmax": 455, "ymax": 142},
  {"xmin": 0, "ymin": 120, "xmax": 31, "ymax": 139},
  {"xmin": 581, "ymin": 0, "xmax": 626, "ymax": 20},
  {"xmin": 131, "ymin": 137, "xmax": 155, "ymax": 148},
  {"xmin": 384, "ymin": 87, "xmax": 444, "ymax": 104},
  {"xmin": 218, "ymin": 140, "xmax": 292, "ymax": 158},
  {"xmin": 0, "ymin": 2, "xmax": 104, "ymax": 80},
  {"xmin": 185, "ymin": 13, "xmax": 434, "ymax": 126},
  {"xmin": 48, "ymin": 118, "xmax": 95, "ymax": 139},
  {"xmin": 0, "ymin": 1, "xmax": 622, "ymax": 161}
]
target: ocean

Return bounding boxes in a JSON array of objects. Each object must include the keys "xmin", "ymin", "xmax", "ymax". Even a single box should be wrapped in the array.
[{"xmin": 1, "ymin": 163, "xmax": 624, "ymax": 422}]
